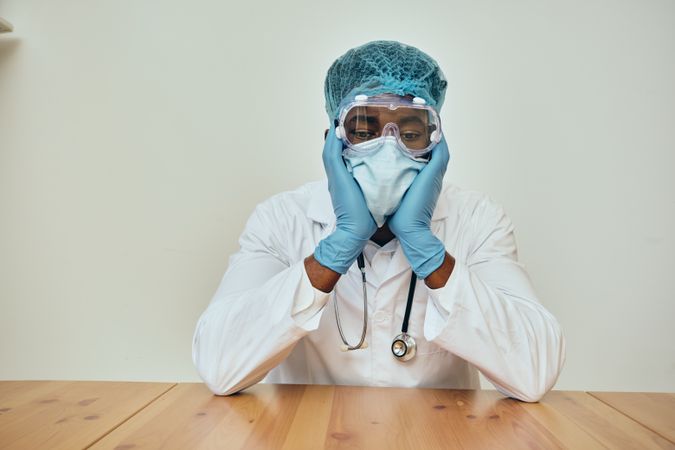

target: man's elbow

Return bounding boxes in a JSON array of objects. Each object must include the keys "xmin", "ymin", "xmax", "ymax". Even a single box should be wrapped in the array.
[
  {"xmin": 502, "ymin": 327, "xmax": 566, "ymax": 403},
  {"xmin": 193, "ymin": 351, "xmax": 266, "ymax": 397},
  {"xmin": 194, "ymin": 361, "xmax": 247, "ymax": 396},
  {"xmin": 192, "ymin": 343, "xmax": 238, "ymax": 396},
  {"xmin": 193, "ymin": 351, "xmax": 244, "ymax": 396},
  {"xmin": 205, "ymin": 379, "xmax": 243, "ymax": 397},
  {"xmin": 524, "ymin": 328, "xmax": 566, "ymax": 402},
  {"xmin": 204, "ymin": 372, "xmax": 267, "ymax": 397},
  {"xmin": 495, "ymin": 379, "xmax": 548, "ymax": 403},
  {"xmin": 514, "ymin": 385, "xmax": 550, "ymax": 403}
]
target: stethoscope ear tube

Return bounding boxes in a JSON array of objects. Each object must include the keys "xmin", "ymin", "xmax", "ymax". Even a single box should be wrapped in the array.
[{"xmin": 334, "ymin": 253, "xmax": 368, "ymax": 351}]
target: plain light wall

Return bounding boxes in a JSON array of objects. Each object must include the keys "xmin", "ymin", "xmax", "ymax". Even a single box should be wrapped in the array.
[{"xmin": 1, "ymin": 0, "xmax": 673, "ymax": 392}]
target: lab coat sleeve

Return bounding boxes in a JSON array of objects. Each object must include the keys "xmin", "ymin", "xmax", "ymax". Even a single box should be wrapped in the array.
[
  {"xmin": 192, "ymin": 200, "xmax": 331, "ymax": 396},
  {"xmin": 423, "ymin": 197, "xmax": 566, "ymax": 403}
]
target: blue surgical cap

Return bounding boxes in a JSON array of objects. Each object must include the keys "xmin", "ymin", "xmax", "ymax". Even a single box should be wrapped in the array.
[{"xmin": 324, "ymin": 40, "xmax": 448, "ymax": 120}]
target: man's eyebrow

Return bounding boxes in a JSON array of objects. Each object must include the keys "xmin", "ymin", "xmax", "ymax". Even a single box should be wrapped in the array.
[
  {"xmin": 399, "ymin": 115, "xmax": 426, "ymax": 126},
  {"xmin": 347, "ymin": 114, "xmax": 379, "ymax": 124}
]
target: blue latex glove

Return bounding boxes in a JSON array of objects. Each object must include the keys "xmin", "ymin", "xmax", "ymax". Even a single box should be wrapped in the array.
[
  {"xmin": 314, "ymin": 125, "xmax": 377, "ymax": 274},
  {"xmin": 388, "ymin": 137, "xmax": 451, "ymax": 278}
]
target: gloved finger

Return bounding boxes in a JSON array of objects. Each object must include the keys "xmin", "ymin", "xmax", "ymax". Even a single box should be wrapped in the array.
[
  {"xmin": 322, "ymin": 124, "xmax": 342, "ymax": 165},
  {"xmin": 411, "ymin": 137, "xmax": 449, "ymax": 188},
  {"xmin": 426, "ymin": 136, "xmax": 450, "ymax": 173},
  {"xmin": 322, "ymin": 123, "xmax": 352, "ymax": 185}
]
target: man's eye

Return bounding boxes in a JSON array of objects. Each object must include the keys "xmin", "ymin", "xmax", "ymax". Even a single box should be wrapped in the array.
[
  {"xmin": 351, "ymin": 129, "xmax": 376, "ymax": 140},
  {"xmin": 401, "ymin": 132, "xmax": 422, "ymax": 141}
]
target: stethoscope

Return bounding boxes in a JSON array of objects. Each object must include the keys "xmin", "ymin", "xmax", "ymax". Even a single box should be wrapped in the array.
[{"xmin": 334, "ymin": 253, "xmax": 418, "ymax": 362}]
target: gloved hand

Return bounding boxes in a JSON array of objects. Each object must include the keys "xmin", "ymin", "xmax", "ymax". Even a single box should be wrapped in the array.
[
  {"xmin": 314, "ymin": 124, "xmax": 377, "ymax": 274},
  {"xmin": 388, "ymin": 137, "xmax": 450, "ymax": 278}
]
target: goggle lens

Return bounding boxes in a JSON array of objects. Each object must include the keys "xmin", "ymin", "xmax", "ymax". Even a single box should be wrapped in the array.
[
  {"xmin": 337, "ymin": 96, "xmax": 442, "ymax": 157},
  {"xmin": 344, "ymin": 105, "xmax": 438, "ymax": 151}
]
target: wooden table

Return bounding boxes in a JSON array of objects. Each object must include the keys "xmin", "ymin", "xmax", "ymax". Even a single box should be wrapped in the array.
[
  {"xmin": 588, "ymin": 391, "xmax": 675, "ymax": 445},
  {"xmin": 1, "ymin": 382, "xmax": 673, "ymax": 449}
]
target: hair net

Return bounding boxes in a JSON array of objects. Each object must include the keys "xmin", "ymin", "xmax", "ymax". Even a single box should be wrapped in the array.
[{"xmin": 324, "ymin": 40, "xmax": 448, "ymax": 120}]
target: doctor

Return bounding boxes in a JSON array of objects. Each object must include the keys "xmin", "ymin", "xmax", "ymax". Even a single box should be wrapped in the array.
[{"xmin": 192, "ymin": 40, "xmax": 566, "ymax": 402}]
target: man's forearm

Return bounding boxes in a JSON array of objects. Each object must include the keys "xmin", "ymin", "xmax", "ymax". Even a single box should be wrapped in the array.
[
  {"xmin": 304, "ymin": 254, "xmax": 341, "ymax": 293},
  {"xmin": 424, "ymin": 252, "xmax": 455, "ymax": 289},
  {"xmin": 306, "ymin": 251, "xmax": 454, "ymax": 292}
]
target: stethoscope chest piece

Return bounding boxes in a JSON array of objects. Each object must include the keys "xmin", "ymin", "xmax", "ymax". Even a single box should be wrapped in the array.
[{"xmin": 391, "ymin": 333, "xmax": 416, "ymax": 361}]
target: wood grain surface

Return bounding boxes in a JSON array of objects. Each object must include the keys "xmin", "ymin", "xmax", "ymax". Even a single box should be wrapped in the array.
[
  {"xmin": 2, "ymin": 381, "xmax": 673, "ymax": 450},
  {"xmin": 589, "ymin": 391, "xmax": 675, "ymax": 444},
  {"xmin": 0, "ymin": 381, "xmax": 175, "ymax": 450},
  {"xmin": 90, "ymin": 383, "xmax": 675, "ymax": 450}
]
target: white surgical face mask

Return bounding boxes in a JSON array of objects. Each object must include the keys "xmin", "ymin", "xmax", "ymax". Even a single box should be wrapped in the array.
[{"xmin": 343, "ymin": 136, "xmax": 427, "ymax": 228}]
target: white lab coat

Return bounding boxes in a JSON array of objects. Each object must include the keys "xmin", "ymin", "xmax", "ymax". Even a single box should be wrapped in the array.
[{"xmin": 192, "ymin": 180, "xmax": 566, "ymax": 402}]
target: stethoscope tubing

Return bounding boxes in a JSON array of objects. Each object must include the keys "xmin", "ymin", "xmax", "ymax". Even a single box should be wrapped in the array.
[{"xmin": 334, "ymin": 252, "xmax": 418, "ymax": 361}]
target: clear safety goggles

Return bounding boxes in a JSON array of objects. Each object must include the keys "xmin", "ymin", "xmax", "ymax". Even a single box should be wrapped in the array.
[{"xmin": 335, "ymin": 94, "xmax": 442, "ymax": 159}]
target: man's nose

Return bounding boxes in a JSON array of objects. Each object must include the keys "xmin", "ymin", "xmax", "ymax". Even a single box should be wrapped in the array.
[{"xmin": 381, "ymin": 122, "xmax": 399, "ymax": 137}]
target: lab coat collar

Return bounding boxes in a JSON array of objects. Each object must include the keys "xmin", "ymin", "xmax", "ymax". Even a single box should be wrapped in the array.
[{"xmin": 306, "ymin": 178, "xmax": 451, "ymax": 226}]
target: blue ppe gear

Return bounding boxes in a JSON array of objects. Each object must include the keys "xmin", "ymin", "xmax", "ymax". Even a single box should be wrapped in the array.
[
  {"xmin": 314, "ymin": 125, "xmax": 377, "ymax": 274},
  {"xmin": 324, "ymin": 40, "xmax": 448, "ymax": 121},
  {"xmin": 344, "ymin": 135, "xmax": 427, "ymax": 228},
  {"xmin": 388, "ymin": 136, "xmax": 451, "ymax": 279}
]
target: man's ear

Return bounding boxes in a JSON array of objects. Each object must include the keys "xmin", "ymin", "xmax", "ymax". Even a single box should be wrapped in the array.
[{"xmin": 324, "ymin": 129, "xmax": 329, "ymax": 140}]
